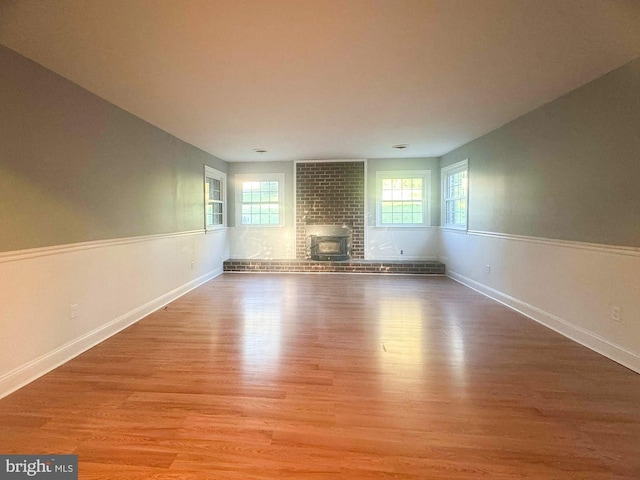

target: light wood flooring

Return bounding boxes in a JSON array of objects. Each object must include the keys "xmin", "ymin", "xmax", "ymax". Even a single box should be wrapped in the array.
[{"xmin": 1, "ymin": 274, "xmax": 639, "ymax": 479}]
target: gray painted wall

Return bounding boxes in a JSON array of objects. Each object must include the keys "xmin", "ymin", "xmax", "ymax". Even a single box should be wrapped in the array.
[
  {"xmin": 442, "ymin": 57, "xmax": 640, "ymax": 248},
  {"xmin": 0, "ymin": 45, "xmax": 227, "ymax": 253}
]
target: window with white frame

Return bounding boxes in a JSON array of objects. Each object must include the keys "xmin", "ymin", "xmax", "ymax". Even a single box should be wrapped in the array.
[
  {"xmin": 236, "ymin": 173, "xmax": 284, "ymax": 226},
  {"xmin": 376, "ymin": 171, "xmax": 430, "ymax": 226},
  {"xmin": 441, "ymin": 159, "xmax": 468, "ymax": 229},
  {"xmin": 204, "ymin": 166, "xmax": 226, "ymax": 230}
]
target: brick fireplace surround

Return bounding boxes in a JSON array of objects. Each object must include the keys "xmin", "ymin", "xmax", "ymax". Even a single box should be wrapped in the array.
[
  {"xmin": 295, "ymin": 161, "xmax": 365, "ymax": 260},
  {"xmin": 224, "ymin": 160, "xmax": 445, "ymax": 275}
]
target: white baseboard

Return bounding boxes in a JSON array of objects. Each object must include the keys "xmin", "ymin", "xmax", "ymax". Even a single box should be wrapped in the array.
[
  {"xmin": 0, "ymin": 268, "xmax": 222, "ymax": 400},
  {"xmin": 447, "ymin": 269, "xmax": 640, "ymax": 374}
]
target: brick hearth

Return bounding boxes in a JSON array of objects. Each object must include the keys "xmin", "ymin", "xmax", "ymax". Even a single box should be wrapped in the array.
[{"xmin": 223, "ymin": 259, "xmax": 445, "ymax": 275}]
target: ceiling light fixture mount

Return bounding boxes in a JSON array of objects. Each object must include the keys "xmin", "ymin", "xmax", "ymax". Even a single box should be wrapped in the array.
[{"xmin": 392, "ymin": 144, "xmax": 409, "ymax": 150}]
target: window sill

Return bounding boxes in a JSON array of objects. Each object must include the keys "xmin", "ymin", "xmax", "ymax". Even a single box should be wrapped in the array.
[
  {"xmin": 236, "ymin": 224, "xmax": 286, "ymax": 229},
  {"xmin": 206, "ymin": 226, "xmax": 227, "ymax": 234},
  {"xmin": 440, "ymin": 225, "xmax": 468, "ymax": 232}
]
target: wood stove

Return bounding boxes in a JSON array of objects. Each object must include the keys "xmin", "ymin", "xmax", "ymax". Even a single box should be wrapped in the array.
[
  {"xmin": 305, "ymin": 225, "xmax": 352, "ymax": 261},
  {"xmin": 309, "ymin": 235, "xmax": 350, "ymax": 261}
]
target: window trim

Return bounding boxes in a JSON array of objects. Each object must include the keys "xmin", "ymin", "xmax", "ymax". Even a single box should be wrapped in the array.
[
  {"xmin": 375, "ymin": 170, "xmax": 431, "ymax": 227},
  {"xmin": 441, "ymin": 159, "xmax": 469, "ymax": 230},
  {"xmin": 204, "ymin": 166, "xmax": 227, "ymax": 231},
  {"xmin": 235, "ymin": 173, "xmax": 285, "ymax": 227}
]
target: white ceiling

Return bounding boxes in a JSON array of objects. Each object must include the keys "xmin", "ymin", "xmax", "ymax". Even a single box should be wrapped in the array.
[{"xmin": 1, "ymin": 0, "xmax": 639, "ymax": 162}]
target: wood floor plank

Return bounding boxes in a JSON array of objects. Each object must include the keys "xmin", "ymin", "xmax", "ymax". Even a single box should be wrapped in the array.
[{"xmin": 1, "ymin": 274, "xmax": 639, "ymax": 478}]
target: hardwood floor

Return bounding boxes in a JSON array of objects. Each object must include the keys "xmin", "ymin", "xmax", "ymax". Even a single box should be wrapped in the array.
[{"xmin": 1, "ymin": 274, "xmax": 639, "ymax": 479}]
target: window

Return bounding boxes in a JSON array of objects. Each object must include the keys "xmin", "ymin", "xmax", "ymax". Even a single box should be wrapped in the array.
[
  {"xmin": 204, "ymin": 166, "xmax": 226, "ymax": 230},
  {"xmin": 236, "ymin": 173, "xmax": 284, "ymax": 226},
  {"xmin": 376, "ymin": 170, "xmax": 430, "ymax": 226},
  {"xmin": 441, "ymin": 159, "xmax": 468, "ymax": 229}
]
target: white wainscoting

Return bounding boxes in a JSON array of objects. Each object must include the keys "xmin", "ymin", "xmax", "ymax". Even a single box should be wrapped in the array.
[
  {"xmin": 228, "ymin": 226, "xmax": 296, "ymax": 259},
  {"xmin": 440, "ymin": 228, "xmax": 640, "ymax": 373},
  {"xmin": 0, "ymin": 229, "xmax": 229, "ymax": 399},
  {"xmin": 366, "ymin": 226, "xmax": 440, "ymax": 260}
]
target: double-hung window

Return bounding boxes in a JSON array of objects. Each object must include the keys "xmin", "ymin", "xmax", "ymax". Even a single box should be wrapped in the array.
[
  {"xmin": 204, "ymin": 166, "xmax": 226, "ymax": 230},
  {"xmin": 376, "ymin": 170, "xmax": 430, "ymax": 226},
  {"xmin": 441, "ymin": 159, "xmax": 468, "ymax": 229},
  {"xmin": 236, "ymin": 173, "xmax": 284, "ymax": 226}
]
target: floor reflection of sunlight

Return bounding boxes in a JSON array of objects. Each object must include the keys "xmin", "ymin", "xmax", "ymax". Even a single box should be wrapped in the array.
[
  {"xmin": 378, "ymin": 299, "xmax": 424, "ymax": 388},
  {"xmin": 377, "ymin": 298, "xmax": 468, "ymax": 397},
  {"xmin": 242, "ymin": 301, "xmax": 282, "ymax": 376},
  {"xmin": 449, "ymin": 325, "xmax": 467, "ymax": 391},
  {"xmin": 438, "ymin": 302, "xmax": 469, "ymax": 394}
]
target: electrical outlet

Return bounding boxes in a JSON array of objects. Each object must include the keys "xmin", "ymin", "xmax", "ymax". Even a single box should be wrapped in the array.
[
  {"xmin": 611, "ymin": 306, "xmax": 621, "ymax": 322},
  {"xmin": 485, "ymin": 265, "xmax": 491, "ymax": 275},
  {"xmin": 400, "ymin": 249, "xmax": 404, "ymax": 255},
  {"xmin": 190, "ymin": 261, "xmax": 195, "ymax": 270},
  {"xmin": 70, "ymin": 304, "xmax": 79, "ymax": 319}
]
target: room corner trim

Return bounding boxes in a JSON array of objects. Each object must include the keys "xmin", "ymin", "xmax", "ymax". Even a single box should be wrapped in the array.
[
  {"xmin": 447, "ymin": 269, "xmax": 640, "ymax": 375},
  {"xmin": 0, "ymin": 230, "xmax": 206, "ymax": 264},
  {"xmin": 0, "ymin": 267, "xmax": 223, "ymax": 400},
  {"xmin": 465, "ymin": 230, "xmax": 640, "ymax": 258}
]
